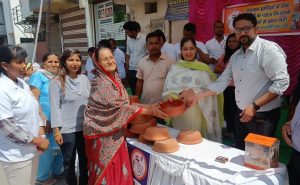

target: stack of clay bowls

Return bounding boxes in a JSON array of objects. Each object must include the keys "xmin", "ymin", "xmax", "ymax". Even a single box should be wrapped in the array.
[
  {"xmin": 142, "ymin": 127, "xmax": 180, "ymax": 153},
  {"xmin": 159, "ymin": 99, "xmax": 185, "ymax": 117},
  {"xmin": 126, "ymin": 96, "xmax": 157, "ymax": 138},
  {"xmin": 177, "ymin": 130, "xmax": 203, "ymax": 145}
]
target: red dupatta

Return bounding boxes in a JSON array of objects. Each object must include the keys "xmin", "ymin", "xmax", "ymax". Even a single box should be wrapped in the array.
[{"xmin": 83, "ymin": 54, "xmax": 141, "ymax": 184}]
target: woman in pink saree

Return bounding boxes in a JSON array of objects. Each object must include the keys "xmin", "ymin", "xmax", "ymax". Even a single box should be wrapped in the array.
[{"xmin": 84, "ymin": 47, "xmax": 167, "ymax": 185}]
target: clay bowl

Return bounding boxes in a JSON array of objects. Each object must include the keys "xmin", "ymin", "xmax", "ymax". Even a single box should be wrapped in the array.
[
  {"xmin": 129, "ymin": 95, "xmax": 140, "ymax": 104},
  {"xmin": 159, "ymin": 99, "xmax": 185, "ymax": 117},
  {"xmin": 152, "ymin": 138, "xmax": 180, "ymax": 153},
  {"xmin": 138, "ymin": 134, "xmax": 154, "ymax": 145},
  {"xmin": 177, "ymin": 130, "xmax": 203, "ymax": 145},
  {"xmin": 125, "ymin": 128, "xmax": 138, "ymax": 138},
  {"xmin": 130, "ymin": 114, "xmax": 153, "ymax": 124},
  {"xmin": 143, "ymin": 127, "xmax": 170, "ymax": 141},
  {"xmin": 130, "ymin": 118, "xmax": 157, "ymax": 134}
]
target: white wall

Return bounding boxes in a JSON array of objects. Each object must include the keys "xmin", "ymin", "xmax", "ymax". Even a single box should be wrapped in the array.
[
  {"xmin": 126, "ymin": 0, "xmax": 187, "ymax": 44},
  {"xmin": 2, "ymin": 0, "xmax": 33, "ymax": 45},
  {"xmin": 126, "ymin": 0, "xmax": 170, "ymax": 40}
]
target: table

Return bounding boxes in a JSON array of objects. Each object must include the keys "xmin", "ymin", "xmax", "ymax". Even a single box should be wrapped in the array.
[{"xmin": 126, "ymin": 125, "xmax": 288, "ymax": 185}]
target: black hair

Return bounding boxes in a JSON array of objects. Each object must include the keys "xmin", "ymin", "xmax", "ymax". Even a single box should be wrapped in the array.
[
  {"xmin": 107, "ymin": 38, "xmax": 115, "ymax": 43},
  {"xmin": 59, "ymin": 49, "xmax": 82, "ymax": 91},
  {"xmin": 97, "ymin": 39, "xmax": 111, "ymax": 48},
  {"xmin": 42, "ymin": 53, "xmax": 59, "ymax": 63},
  {"xmin": 154, "ymin": 29, "xmax": 166, "ymax": 42},
  {"xmin": 214, "ymin": 20, "xmax": 224, "ymax": 27},
  {"xmin": 223, "ymin": 33, "xmax": 240, "ymax": 63},
  {"xmin": 183, "ymin": 23, "xmax": 196, "ymax": 34},
  {"xmin": 88, "ymin": 47, "xmax": 96, "ymax": 53},
  {"xmin": 123, "ymin": 21, "xmax": 141, "ymax": 32},
  {"xmin": 233, "ymin": 13, "xmax": 257, "ymax": 27},
  {"xmin": 180, "ymin": 38, "xmax": 197, "ymax": 60},
  {"xmin": 0, "ymin": 46, "xmax": 16, "ymax": 74},
  {"xmin": 13, "ymin": 46, "xmax": 28, "ymax": 61},
  {"xmin": 146, "ymin": 31, "xmax": 161, "ymax": 42}
]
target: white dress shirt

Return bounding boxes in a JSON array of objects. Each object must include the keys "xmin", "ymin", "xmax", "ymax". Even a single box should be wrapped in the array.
[
  {"xmin": 207, "ymin": 36, "xmax": 289, "ymax": 112},
  {"xmin": 0, "ymin": 74, "xmax": 40, "ymax": 162},
  {"xmin": 290, "ymin": 101, "xmax": 300, "ymax": 152},
  {"xmin": 85, "ymin": 57, "xmax": 95, "ymax": 80},
  {"xmin": 205, "ymin": 36, "xmax": 227, "ymax": 60},
  {"xmin": 174, "ymin": 41, "xmax": 208, "ymax": 61},
  {"xmin": 114, "ymin": 48, "xmax": 126, "ymax": 79},
  {"xmin": 126, "ymin": 33, "xmax": 147, "ymax": 71},
  {"xmin": 205, "ymin": 36, "xmax": 227, "ymax": 71},
  {"xmin": 161, "ymin": 42, "xmax": 177, "ymax": 60}
]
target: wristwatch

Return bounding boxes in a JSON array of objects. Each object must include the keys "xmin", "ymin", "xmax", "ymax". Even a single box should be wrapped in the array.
[{"xmin": 252, "ymin": 102, "xmax": 261, "ymax": 110}]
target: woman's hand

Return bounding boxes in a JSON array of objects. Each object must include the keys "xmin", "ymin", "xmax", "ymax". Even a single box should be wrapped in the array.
[
  {"xmin": 179, "ymin": 89, "xmax": 198, "ymax": 109},
  {"xmin": 54, "ymin": 128, "xmax": 63, "ymax": 145},
  {"xmin": 151, "ymin": 104, "xmax": 168, "ymax": 119},
  {"xmin": 32, "ymin": 137, "xmax": 49, "ymax": 151},
  {"xmin": 282, "ymin": 121, "xmax": 292, "ymax": 147}
]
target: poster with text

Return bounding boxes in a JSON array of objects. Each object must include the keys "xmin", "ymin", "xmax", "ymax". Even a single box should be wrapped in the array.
[{"xmin": 223, "ymin": 0, "xmax": 300, "ymax": 36}]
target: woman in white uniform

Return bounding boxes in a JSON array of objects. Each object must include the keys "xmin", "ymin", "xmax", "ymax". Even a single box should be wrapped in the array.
[{"xmin": 0, "ymin": 46, "xmax": 49, "ymax": 185}]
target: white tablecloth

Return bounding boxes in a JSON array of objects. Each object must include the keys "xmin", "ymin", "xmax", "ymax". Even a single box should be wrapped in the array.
[{"xmin": 127, "ymin": 125, "xmax": 288, "ymax": 185}]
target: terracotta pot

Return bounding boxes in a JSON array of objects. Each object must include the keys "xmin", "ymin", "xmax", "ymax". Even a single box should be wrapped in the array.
[
  {"xmin": 130, "ymin": 118, "xmax": 157, "ymax": 134},
  {"xmin": 152, "ymin": 138, "xmax": 179, "ymax": 153},
  {"xmin": 138, "ymin": 134, "xmax": 154, "ymax": 145},
  {"xmin": 129, "ymin": 95, "xmax": 140, "ymax": 104},
  {"xmin": 143, "ymin": 127, "xmax": 170, "ymax": 141},
  {"xmin": 159, "ymin": 99, "xmax": 185, "ymax": 117},
  {"xmin": 177, "ymin": 130, "xmax": 203, "ymax": 144},
  {"xmin": 125, "ymin": 128, "xmax": 138, "ymax": 138},
  {"xmin": 130, "ymin": 114, "xmax": 153, "ymax": 124}
]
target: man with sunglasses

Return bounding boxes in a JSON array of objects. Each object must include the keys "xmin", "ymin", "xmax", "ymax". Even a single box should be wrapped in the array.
[{"xmin": 179, "ymin": 13, "xmax": 289, "ymax": 150}]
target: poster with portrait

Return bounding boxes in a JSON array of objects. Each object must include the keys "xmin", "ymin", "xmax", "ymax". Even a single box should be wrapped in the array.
[
  {"xmin": 223, "ymin": 0, "xmax": 300, "ymax": 36},
  {"xmin": 150, "ymin": 18, "xmax": 165, "ymax": 32},
  {"xmin": 97, "ymin": 1, "xmax": 113, "ymax": 24}
]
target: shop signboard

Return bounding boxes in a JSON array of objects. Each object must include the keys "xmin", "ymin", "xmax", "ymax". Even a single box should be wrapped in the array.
[
  {"xmin": 223, "ymin": 0, "xmax": 300, "ymax": 36},
  {"xmin": 165, "ymin": 0, "xmax": 189, "ymax": 21}
]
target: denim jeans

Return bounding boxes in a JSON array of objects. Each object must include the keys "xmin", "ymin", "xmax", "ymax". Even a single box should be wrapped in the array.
[{"xmin": 60, "ymin": 131, "xmax": 88, "ymax": 185}]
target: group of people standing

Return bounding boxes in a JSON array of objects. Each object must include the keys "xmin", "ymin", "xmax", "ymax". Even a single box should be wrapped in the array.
[{"xmin": 0, "ymin": 12, "xmax": 298, "ymax": 185}]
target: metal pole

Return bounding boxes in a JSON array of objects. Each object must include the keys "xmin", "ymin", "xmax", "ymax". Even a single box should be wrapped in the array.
[{"xmin": 32, "ymin": 0, "xmax": 44, "ymax": 63}]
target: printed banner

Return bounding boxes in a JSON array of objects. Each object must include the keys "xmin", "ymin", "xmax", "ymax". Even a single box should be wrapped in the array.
[
  {"xmin": 165, "ymin": 0, "xmax": 189, "ymax": 21},
  {"xmin": 223, "ymin": 0, "xmax": 300, "ymax": 36},
  {"xmin": 97, "ymin": 1, "xmax": 113, "ymax": 24},
  {"xmin": 128, "ymin": 143, "xmax": 151, "ymax": 185}
]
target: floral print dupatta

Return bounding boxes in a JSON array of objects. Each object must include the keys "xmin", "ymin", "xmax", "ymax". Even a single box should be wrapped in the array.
[{"xmin": 84, "ymin": 58, "xmax": 141, "ymax": 185}]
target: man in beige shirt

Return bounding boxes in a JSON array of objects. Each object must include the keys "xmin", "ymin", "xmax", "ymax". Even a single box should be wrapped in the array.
[{"xmin": 136, "ymin": 31, "xmax": 176, "ymax": 104}]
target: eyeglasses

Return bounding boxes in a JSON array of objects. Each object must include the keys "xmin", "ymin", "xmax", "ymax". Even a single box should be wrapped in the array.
[
  {"xmin": 100, "ymin": 56, "xmax": 114, "ymax": 62},
  {"xmin": 234, "ymin": 26, "xmax": 254, "ymax": 34}
]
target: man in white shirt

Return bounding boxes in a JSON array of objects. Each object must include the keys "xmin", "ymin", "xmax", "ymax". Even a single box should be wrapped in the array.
[
  {"xmin": 205, "ymin": 20, "xmax": 227, "ymax": 71},
  {"xmin": 174, "ymin": 23, "xmax": 209, "ymax": 63},
  {"xmin": 123, "ymin": 21, "xmax": 147, "ymax": 94},
  {"xmin": 154, "ymin": 29, "xmax": 177, "ymax": 60},
  {"xmin": 85, "ymin": 47, "xmax": 96, "ymax": 80},
  {"xmin": 108, "ymin": 38, "xmax": 126, "ymax": 80},
  {"xmin": 179, "ymin": 13, "xmax": 289, "ymax": 150}
]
